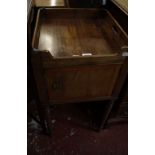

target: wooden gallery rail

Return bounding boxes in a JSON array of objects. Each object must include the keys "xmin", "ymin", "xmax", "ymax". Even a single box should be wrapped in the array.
[{"xmin": 31, "ymin": 8, "xmax": 128, "ymax": 135}]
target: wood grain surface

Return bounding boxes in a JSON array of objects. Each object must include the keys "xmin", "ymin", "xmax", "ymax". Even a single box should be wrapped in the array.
[
  {"xmin": 45, "ymin": 64, "xmax": 122, "ymax": 103},
  {"xmin": 33, "ymin": 9, "xmax": 127, "ymax": 58}
]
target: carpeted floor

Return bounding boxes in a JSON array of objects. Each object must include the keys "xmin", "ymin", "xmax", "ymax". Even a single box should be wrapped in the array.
[{"xmin": 28, "ymin": 103, "xmax": 128, "ymax": 155}]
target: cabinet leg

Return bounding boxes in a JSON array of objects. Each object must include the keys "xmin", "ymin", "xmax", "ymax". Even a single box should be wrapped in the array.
[
  {"xmin": 37, "ymin": 104, "xmax": 52, "ymax": 136},
  {"xmin": 37, "ymin": 104, "xmax": 47, "ymax": 133},
  {"xmin": 98, "ymin": 100, "xmax": 115, "ymax": 131},
  {"xmin": 44, "ymin": 106, "xmax": 52, "ymax": 136}
]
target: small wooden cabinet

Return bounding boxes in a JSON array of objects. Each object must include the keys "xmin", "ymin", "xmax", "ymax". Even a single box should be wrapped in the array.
[{"xmin": 31, "ymin": 8, "xmax": 128, "ymax": 134}]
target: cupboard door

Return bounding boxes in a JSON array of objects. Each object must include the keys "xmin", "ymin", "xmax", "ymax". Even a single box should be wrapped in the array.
[{"xmin": 45, "ymin": 64, "xmax": 121, "ymax": 103}]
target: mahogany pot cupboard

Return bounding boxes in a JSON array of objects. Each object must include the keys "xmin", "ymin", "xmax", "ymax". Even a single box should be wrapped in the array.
[{"xmin": 30, "ymin": 8, "xmax": 128, "ymax": 134}]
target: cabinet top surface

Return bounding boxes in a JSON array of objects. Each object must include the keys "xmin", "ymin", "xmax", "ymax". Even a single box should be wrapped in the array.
[{"xmin": 32, "ymin": 9, "xmax": 128, "ymax": 58}]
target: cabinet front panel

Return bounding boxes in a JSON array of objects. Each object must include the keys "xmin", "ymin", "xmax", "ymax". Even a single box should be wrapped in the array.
[{"xmin": 45, "ymin": 64, "xmax": 121, "ymax": 103}]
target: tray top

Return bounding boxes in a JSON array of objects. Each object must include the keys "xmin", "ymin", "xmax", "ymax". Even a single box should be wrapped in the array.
[{"xmin": 33, "ymin": 9, "xmax": 128, "ymax": 58}]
